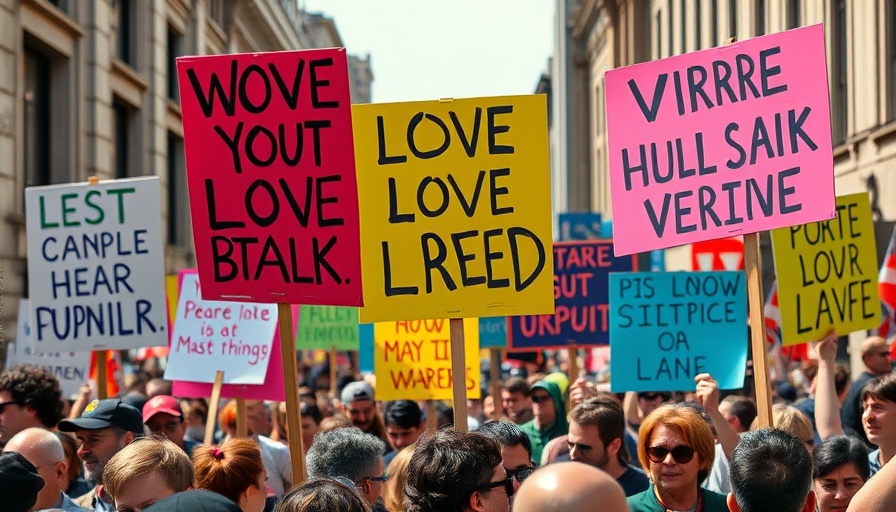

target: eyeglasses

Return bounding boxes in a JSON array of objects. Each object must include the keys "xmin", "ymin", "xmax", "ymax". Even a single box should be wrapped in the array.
[
  {"xmin": 505, "ymin": 466, "xmax": 534, "ymax": 484},
  {"xmin": 366, "ymin": 474, "xmax": 389, "ymax": 483},
  {"xmin": 530, "ymin": 394, "xmax": 551, "ymax": 404},
  {"xmin": 0, "ymin": 400, "xmax": 23, "ymax": 414},
  {"xmin": 477, "ymin": 477, "xmax": 515, "ymax": 498},
  {"xmin": 639, "ymin": 393, "xmax": 671, "ymax": 401},
  {"xmin": 647, "ymin": 445, "xmax": 696, "ymax": 464}
]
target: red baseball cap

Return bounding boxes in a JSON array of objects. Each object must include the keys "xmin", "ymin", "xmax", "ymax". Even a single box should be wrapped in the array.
[{"xmin": 142, "ymin": 395, "xmax": 183, "ymax": 422}]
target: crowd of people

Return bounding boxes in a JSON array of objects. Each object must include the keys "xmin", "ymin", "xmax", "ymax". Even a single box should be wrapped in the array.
[{"xmin": 0, "ymin": 332, "xmax": 895, "ymax": 511}]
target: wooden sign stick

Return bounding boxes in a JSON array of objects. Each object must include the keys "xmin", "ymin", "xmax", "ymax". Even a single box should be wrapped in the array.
[
  {"xmin": 567, "ymin": 347, "xmax": 578, "ymax": 412},
  {"xmin": 425, "ymin": 400, "xmax": 438, "ymax": 432},
  {"xmin": 278, "ymin": 303, "xmax": 306, "ymax": 483},
  {"xmin": 489, "ymin": 348, "xmax": 502, "ymax": 420},
  {"xmin": 95, "ymin": 350, "xmax": 108, "ymax": 399},
  {"xmin": 204, "ymin": 370, "xmax": 224, "ymax": 445},
  {"xmin": 235, "ymin": 398, "xmax": 248, "ymax": 438},
  {"xmin": 744, "ymin": 232, "xmax": 774, "ymax": 427},
  {"xmin": 449, "ymin": 318, "xmax": 469, "ymax": 431}
]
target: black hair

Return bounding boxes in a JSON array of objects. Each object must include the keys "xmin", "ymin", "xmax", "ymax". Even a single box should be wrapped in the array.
[
  {"xmin": 729, "ymin": 429, "xmax": 813, "ymax": 512},
  {"xmin": 812, "ymin": 435, "xmax": 870, "ymax": 481},
  {"xmin": 474, "ymin": 420, "xmax": 532, "ymax": 459},
  {"xmin": 384, "ymin": 400, "xmax": 422, "ymax": 429}
]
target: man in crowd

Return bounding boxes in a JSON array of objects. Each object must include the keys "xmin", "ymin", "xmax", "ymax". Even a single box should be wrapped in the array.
[
  {"xmin": 862, "ymin": 372, "xmax": 896, "ymax": 474},
  {"xmin": 58, "ymin": 398, "xmax": 145, "ymax": 511},
  {"xmin": 0, "ymin": 365, "xmax": 63, "ymax": 445},
  {"xmin": 4, "ymin": 427, "xmax": 89, "ymax": 511},
  {"xmin": 501, "ymin": 377, "xmax": 533, "ymax": 425},
  {"xmin": 0, "ymin": 451, "xmax": 45, "ymax": 512},
  {"xmin": 103, "ymin": 437, "xmax": 194, "ymax": 512},
  {"xmin": 728, "ymin": 429, "xmax": 815, "ymax": 512},
  {"xmin": 514, "ymin": 462, "xmax": 629, "ymax": 512},
  {"xmin": 142, "ymin": 395, "xmax": 199, "ymax": 455},
  {"xmin": 306, "ymin": 427, "xmax": 387, "ymax": 511},
  {"xmin": 383, "ymin": 400, "xmax": 423, "ymax": 468},
  {"xmin": 718, "ymin": 395, "xmax": 757, "ymax": 434},
  {"xmin": 475, "ymin": 420, "xmax": 536, "ymax": 492},
  {"xmin": 520, "ymin": 379, "xmax": 568, "ymax": 465},
  {"xmin": 340, "ymin": 380, "xmax": 391, "ymax": 452},
  {"xmin": 565, "ymin": 397, "xmax": 649, "ymax": 496},
  {"xmin": 841, "ymin": 336, "xmax": 892, "ymax": 444},
  {"xmin": 404, "ymin": 429, "xmax": 510, "ymax": 512}
]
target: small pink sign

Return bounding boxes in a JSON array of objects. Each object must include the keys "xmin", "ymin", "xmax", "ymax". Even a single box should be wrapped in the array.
[
  {"xmin": 178, "ymin": 48, "xmax": 363, "ymax": 305},
  {"xmin": 606, "ymin": 24, "xmax": 834, "ymax": 256}
]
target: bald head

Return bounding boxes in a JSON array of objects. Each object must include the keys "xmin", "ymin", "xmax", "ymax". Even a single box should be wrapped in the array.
[
  {"xmin": 862, "ymin": 336, "xmax": 892, "ymax": 374},
  {"xmin": 513, "ymin": 462, "xmax": 630, "ymax": 512},
  {"xmin": 4, "ymin": 428, "xmax": 67, "ymax": 510}
]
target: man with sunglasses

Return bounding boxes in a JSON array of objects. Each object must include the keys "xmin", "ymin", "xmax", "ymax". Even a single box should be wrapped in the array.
[
  {"xmin": 142, "ymin": 395, "xmax": 198, "ymax": 456},
  {"xmin": 475, "ymin": 420, "xmax": 536, "ymax": 493},
  {"xmin": 0, "ymin": 365, "xmax": 63, "ymax": 446},
  {"xmin": 520, "ymin": 379, "xmax": 568, "ymax": 465}
]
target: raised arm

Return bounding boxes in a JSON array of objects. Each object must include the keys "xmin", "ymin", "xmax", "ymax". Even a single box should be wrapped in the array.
[
  {"xmin": 814, "ymin": 331, "xmax": 844, "ymax": 440},
  {"xmin": 695, "ymin": 373, "xmax": 740, "ymax": 460}
]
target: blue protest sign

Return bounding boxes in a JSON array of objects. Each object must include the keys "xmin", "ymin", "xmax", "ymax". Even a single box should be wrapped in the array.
[
  {"xmin": 508, "ymin": 240, "xmax": 636, "ymax": 350},
  {"xmin": 609, "ymin": 271, "xmax": 747, "ymax": 392},
  {"xmin": 479, "ymin": 317, "xmax": 508, "ymax": 348},
  {"xmin": 359, "ymin": 324, "xmax": 374, "ymax": 373},
  {"xmin": 558, "ymin": 212, "xmax": 602, "ymax": 241}
]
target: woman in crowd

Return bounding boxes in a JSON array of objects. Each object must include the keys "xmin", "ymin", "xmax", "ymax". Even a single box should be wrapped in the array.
[
  {"xmin": 382, "ymin": 445, "xmax": 415, "ymax": 512},
  {"xmin": 194, "ymin": 438, "xmax": 269, "ymax": 512},
  {"xmin": 627, "ymin": 404, "xmax": 728, "ymax": 512},
  {"xmin": 813, "ymin": 436, "xmax": 870, "ymax": 512},
  {"xmin": 276, "ymin": 478, "xmax": 369, "ymax": 512}
]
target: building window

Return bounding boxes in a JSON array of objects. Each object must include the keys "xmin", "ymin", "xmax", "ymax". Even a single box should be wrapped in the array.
[
  {"xmin": 728, "ymin": 0, "xmax": 737, "ymax": 40},
  {"xmin": 681, "ymin": 0, "xmax": 688, "ymax": 53},
  {"xmin": 23, "ymin": 47, "xmax": 51, "ymax": 190},
  {"xmin": 789, "ymin": 0, "xmax": 801, "ymax": 29},
  {"xmin": 167, "ymin": 25, "xmax": 183, "ymax": 101},
  {"xmin": 168, "ymin": 133, "xmax": 190, "ymax": 247},
  {"xmin": 113, "ymin": 0, "xmax": 137, "ymax": 67},
  {"xmin": 113, "ymin": 98, "xmax": 138, "ymax": 179},
  {"xmin": 832, "ymin": 0, "xmax": 848, "ymax": 144},
  {"xmin": 711, "ymin": 1, "xmax": 718, "ymax": 46},
  {"xmin": 655, "ymin": 10, "xmax": 662, "ymax": 59},
  {"xmin": 755, "ymin": 0, "xmax": 765, "ymax": 36},
  {"xmin": 695, "ymin": 0, "xmax": 702, "ymax": 50},
  {"xmin": 209, "ymin": 0, "xmax": 226, "ymax": 29},
  {"xmin": 667, "ymin": 0, "xmax": 674, "ymax": 55}
]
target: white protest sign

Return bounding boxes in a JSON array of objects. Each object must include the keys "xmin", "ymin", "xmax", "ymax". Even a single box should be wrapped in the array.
[
  {"xmin": 164, "ymin": 273, "xmax": 277, "ymax": 384},
  {"xmin": 25, "ymin": 177, "xmax": 167, "ymax": 351},
  {"xmin": 5, "ymin": 299, "xmax": 91, "ymax": 398}
]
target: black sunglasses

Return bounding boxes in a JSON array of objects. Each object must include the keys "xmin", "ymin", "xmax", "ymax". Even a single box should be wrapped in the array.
[
  {"xmin": 0, "ymin": 401, "xmax": 23, "ymax": 414},
  {"xmin": 505, "ymin": 466, "xmax": 534, "ymax": 484},
  {"xmin": 530, "ymin": 394, "xmax": 552, "ymax": 404},
  {"xmin": 647, "ymin": 445, "xmax": 696, "ymax": 464},
  {"xmin": 477, "ymin": 477, "xmax": 515, "ymax": 498}
]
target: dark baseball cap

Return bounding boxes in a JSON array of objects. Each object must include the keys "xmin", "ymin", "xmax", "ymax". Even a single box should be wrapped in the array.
[
  {"xmin": 58, "ymin": 399, "xmax": 144, "ymax": 434},
  {"xmin": 144, "ymin": 489, "xmax": 241, "ymax": 512},
  {"xmin": 0, "ymin": 451, "xmax": 45, "ymax": 512}
]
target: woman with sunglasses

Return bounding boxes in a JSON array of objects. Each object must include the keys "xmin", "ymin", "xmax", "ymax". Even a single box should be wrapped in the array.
[{"xmin": 627, "ymin": 404, "xmax": 728, "ymax": 512}]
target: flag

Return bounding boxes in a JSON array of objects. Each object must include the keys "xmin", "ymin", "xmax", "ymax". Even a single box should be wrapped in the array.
[
  {"xmin": 90, "ymin": 350, "xmax": 124, "ymax": 397},
  {"xmin": 877, "ymin": 226, "xmax": 896, "ymax": 342},
  {"xmin": 764, "ymin": 280, "xmax": 782, "ymax": 348}
]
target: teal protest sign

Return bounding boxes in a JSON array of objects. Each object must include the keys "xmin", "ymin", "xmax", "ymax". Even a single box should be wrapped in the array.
[{"xmin": 479, "ymin": 317, "xmax": 507, "ymax": 348}]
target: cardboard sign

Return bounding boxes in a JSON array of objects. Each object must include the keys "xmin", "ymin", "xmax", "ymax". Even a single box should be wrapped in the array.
[
  {"xmin": 5, "ymin": 299, "xmax": 91, "ymax": 398},
  {"xmin": 508, "ymin": 241, "xmax": 636, "ymax": 350},
  {"xmin": 25, "ymin": 177, "xmax": 167, "ymax": 351},
  {"xmin": 165, "ymin": 272, "xmax": 277, "ymax": 384},
  {"xmin": 479, "ymin": 317, "xmax": 507, "ymax": 348},
  {"xmin": 771, "ymin": 193, "xmax": 880, "ymax": 345},
  {"xmin": 609, "ymin": 272, "xmax": 748, "ymax": 391},
  {"xmin": 177, "ymin": 48, "xmax": 363, "ymax": 305},
  {"xmin": 374, "ymin": 318, "xmax": 481, "ymax": 401},
  {"xmin": 359, "ymin": 324, "xmax": 374, "ymax": 373},
  {"xmin": 558, "ymin": 212, "xmax": 603, "ymax": 241},
  {"xmin": 295, "ymin": 306, "xmax": 359, "ymax": 350},
  {"xmin": 605, "ymin": 25, "xmax": 835, "ymax": 255},
  {"xmin": 353, "ymin": 95, "xmax": 554, "ymax": 322}
]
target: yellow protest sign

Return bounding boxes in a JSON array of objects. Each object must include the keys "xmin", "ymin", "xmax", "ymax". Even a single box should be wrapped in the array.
[
  {"xmin": 771, "ymin": 193, "xmax": 880, "ymax": 345},
  {"xmin": 353, "ymin": 95, "xmax": 554, "ymax": 323},
  {"xmin": 374, "ymin": 318, "xmax": 481, "ymax": 401}
]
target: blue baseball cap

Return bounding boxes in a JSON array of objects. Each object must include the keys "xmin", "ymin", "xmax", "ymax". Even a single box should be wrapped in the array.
[{"xmin": 58, "ymin": 399, "xmax": 144, "ymax": 434}]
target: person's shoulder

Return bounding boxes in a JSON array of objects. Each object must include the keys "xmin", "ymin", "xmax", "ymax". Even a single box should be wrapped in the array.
[
  {"xmin": 626, "ymin": 487, "xmax": 661, "ymax": 512},
  {"xmin": 701, "ymin": 488, "xmax": 730, "ymax": 510}
]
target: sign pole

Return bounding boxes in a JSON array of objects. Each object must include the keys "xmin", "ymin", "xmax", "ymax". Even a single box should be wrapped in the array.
[
  {"xmin": 278, "ymin": 303, "xmax": 306, "ymax": 482},
  {"xmin": 204, "ymin": 370, "xmax": 224, "ymax": 445},
  {"xmin": 567, "ymin": 347, "xmax": 578, "ymax": 412},
  {"xmin": 235, "ymin": 398, "xmax": 248, "ymax": 438},
  {"xmin": 449, "ymin": 318, "xmax": 469, "ymax": 431},
  {"xmin": 489, "ymin": 348, "xmax": 502, "ymax": 420},
  {"xmin": 95, "ymin": 350, "xmax": 108, "ymax": 399},
  {"xmin": 425, "ymin": 401, "xmax": 438, "ymax": 432},
  {"xmin": 744, "ymin": 232, "xmax": 774, "ymax": 427}
]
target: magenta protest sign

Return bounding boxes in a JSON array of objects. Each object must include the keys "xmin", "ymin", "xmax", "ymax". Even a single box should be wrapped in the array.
[
  {"xmin": 606, "ymin": 24, "xmax": 834, "ymax": 256},
  {"xmin": 177, "ymin": 48, "xmax": 362, "ymax": 305}
]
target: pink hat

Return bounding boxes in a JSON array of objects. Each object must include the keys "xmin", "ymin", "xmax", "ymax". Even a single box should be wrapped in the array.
[{"xmin": 142, "ymin": 395, "xmax": 183, "ymax": 422}]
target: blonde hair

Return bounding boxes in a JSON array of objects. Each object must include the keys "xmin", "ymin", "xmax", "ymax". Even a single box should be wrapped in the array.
[
  {"xmin": 104, "ymin": 436, "xmax": 194, "ymax": 502},
  {"xmin": 384, "ymin": 445, "xmax": 415, "ymax": 512},
  {"xmin": 760, "ymin": 404, "xmax": 813, "ymax": 444}
]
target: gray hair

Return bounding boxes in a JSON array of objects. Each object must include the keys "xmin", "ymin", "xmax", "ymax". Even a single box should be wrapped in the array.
[{"xmin": 306, "ymin": 427, "xmax": 385, "ymax": 484}]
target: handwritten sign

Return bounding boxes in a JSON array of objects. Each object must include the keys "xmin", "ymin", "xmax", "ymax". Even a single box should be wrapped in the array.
[
  {"xmin": 165, "ymin": 272, "xmax": 277, "ymax": 384},
  {"xmin": 353, "ymin": 95, "xmax": 554, "ymax": 322},
  {"xmin": 508, "ymin": 241, "xmax": 636, "ymax": 350},
  {"xmin": 177, "ymin": 48, "xmax": 362, "ymax": 305},
  {"xmin": 295, "ymin": 306, "xmax": 359, "ymax": 350},
  {"xmin": 558, "ymin": 212, "xmax": 602, "ymax": 241},
  {"xmin": 605, "ymin": 24, "xmax": 834, "ymax": 255},
  {"xmin": 609, "ymin": 272, "xmax": 748, "ymax": 391},
  {"xmin": 771, "ymin": 193, "xmax": 880, "ymax": 345},
  {"xmin": 374, "ymin": 318, "xmax": 480, "ymax": 401},
  {"xmin": 25, "ymin": 177, "xmax": 167, "ymax": 351},
  {"xmin": 5, "ymin": 299, "xmax": 91, "ymax": 398},
  {"xmin": 479, "ymin": 317, "xmax": 507, "ymax": 348}
]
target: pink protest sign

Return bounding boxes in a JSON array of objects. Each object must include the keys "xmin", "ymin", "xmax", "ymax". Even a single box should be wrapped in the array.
[
  {"xmin": 606, "ymin": 24, "xmax": 834, "ymax": 256},
  {"xmin": 177, "ymin": 48, "xmax": 363, "ymax": 305}
]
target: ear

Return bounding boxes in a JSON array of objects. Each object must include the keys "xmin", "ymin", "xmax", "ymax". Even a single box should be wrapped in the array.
[
  {"xmin": 467, "ymin": 490, "xmax": 484, "ymax": 512},
  {"xmin": 801, "ymin": 490, "xmax": 816, "ymax": 512},
  {"xmin": 122, "ymin": 431, "xmax": 136, "ymax": 446},
  {"xmin": 727, "ymin": 493, "xmax": 742, "ymax": 512},
  {"xmin": 54, "ymin": 461, "xmax": 67, "ymax": 484},
  {"xmin": 607, "ymin": 438, "xmax": 622, "ymax": 457}
]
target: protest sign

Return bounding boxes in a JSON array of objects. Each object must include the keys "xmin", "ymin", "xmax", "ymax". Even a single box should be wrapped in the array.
[
  {"xmin": 605, "ymin": 24, "xmax": 835, "ymax": 256},
  {"xmin": 558, "ymin": 212, "xmax": 602, "ymax": 241},
  {"xmin": 25, "ymin": 177, "xmax": 167, "ymax": 351},
  {"xmin": 177, "ymin": 48, "xmax": 362, "ymax": 305},
  {"xmin": 771, "ymin": 193, "xmax": 880, "ymax": 345},
  {"xmin": 5, "ymin": 299, "xmax": 91, "ymax": 398},
  {"xmin": 508, "ymin": 241, "xmax": 636, "ymax": 350},
  {"xmin": 295, "ymin": 306, "xmax": 359, "ymax": 350},
  {"xmin": 610, "ymin": 271, "xmax": 747, "ymax": 391},
  {"xmin": 692, "ymin": 238, "xmax": 745, "ymax": 271},
  {"xmin": 374, "ymin": 318, "xmax": 480, "ymax": 401},
  {"xmin": 359, "ymin": 324, "xmax": 374, "ymax": 373},
  {"xmin": 352, "ymin": 95, "xmax": 554, "ymax": 323},
  {"xmin": 165, "ymin": 272, "xmax": 277, "ymax": 384},
  {"xmin": 479, "ymin": 317, "xmax": 507, "ymax": 348}
]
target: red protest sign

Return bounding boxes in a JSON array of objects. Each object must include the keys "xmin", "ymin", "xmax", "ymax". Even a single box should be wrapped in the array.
[{"xmin": 178, "ymin": 48, "xmax": 362, "ymax": 306}]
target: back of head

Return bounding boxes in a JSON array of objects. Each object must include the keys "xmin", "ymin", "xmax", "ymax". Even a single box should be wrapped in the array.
[
  {"xmin": 473, "ymin": 420, "xmax": 532, "ymax": 458},
  {"xmin": 306, "ymin": 427, "xmax": 385, "ymax": 484},
  {"xmin": 277, "ymin": 478, "xmax": 369, "ymax": 512},
  {"xmin": 721, "ymin": 395, "xmax": 758, "ymax": 430},
  {"xmin": 4, "ymin": 427, "xmax": 65, "ymax": 463},
  {"xmin": 513, "ymin": 462, "xmax": 628, "ymax": 512},
  {"xmin": 404, "ymin": 428, "xmax": 502, "ymax": 512},
  {"xmin": 194, "ymin": 438, "xmax": 265, "ymax": 504},
  {"xmin": 729, "ymin": 428, "xmax": 813, "ymax": 512},
  {"xmin": 771, "ymin": 404, "xmax": 814, "ymax": 444},
  {"xmin": 144, "ymin": 489, "xmax": 241, "ymax": 512},
  {"xmin": 104, "ymin": 436, "xmax": 194, "ymax": 502}
]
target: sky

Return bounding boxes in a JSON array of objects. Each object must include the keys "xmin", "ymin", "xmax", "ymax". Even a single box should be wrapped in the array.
[{"xmin": 301, "ymin": 0, "xmax": 556, "ymax": 103}]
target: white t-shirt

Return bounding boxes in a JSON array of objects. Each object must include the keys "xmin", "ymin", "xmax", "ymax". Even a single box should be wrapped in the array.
[{"xmin": 257, "ymin": 434, "xmax": 293, "ymax": 496}]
